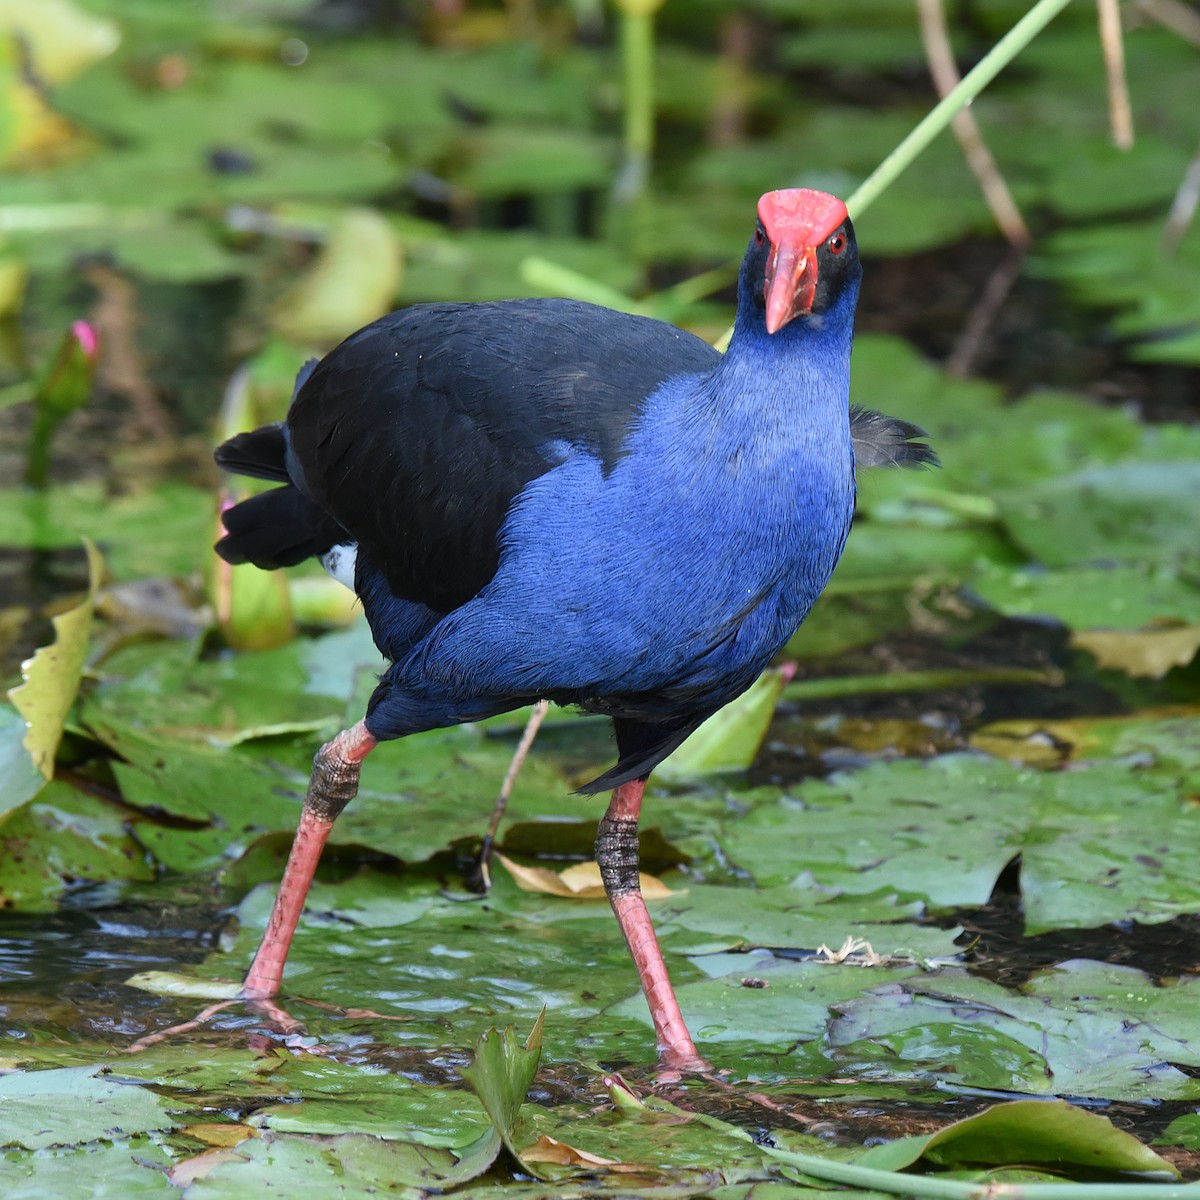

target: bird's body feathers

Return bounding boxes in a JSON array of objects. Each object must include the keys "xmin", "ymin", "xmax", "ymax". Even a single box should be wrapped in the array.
[{"xmin": 216, "ymin": 219, "xmax": 933, "ymax": 788}]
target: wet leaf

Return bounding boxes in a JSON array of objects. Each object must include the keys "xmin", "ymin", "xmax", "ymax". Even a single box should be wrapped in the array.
[
  {"xmin": 178, "ymin": 1133, "xmax": 426, "ymax": 1199},
  {"xmin": 969, "ymin": 562, "xmax": 1200, "ymax": 631},
  {"xmin": 0, "ymin": 1065, "xmax": 177, "ymax": 1149},
  {"xmin": 0, "ymin": 703, "xmax": 44, "ymax": 815},
  {"xmin": 252, "ymin": 1062, "xmax": 494, "ymax": 1151},
  {"xmin": 998, "ymin": 461, "xmax": 1200, "ymax": 569},
  {"xmin": 714, "ymin": 753, "xmax": 1200, "ymax": 934},
  {"xmin": 0, "ymin": 780, "xmax": 156, "ymax": 908},
  {"xmin": 855, "ymin": 1098, "xmax": 1178, "ymax": 1177},
  {"xmin": 124, "ymin": 972, "xmax": 242, "ymax": 1000},
  {"xmin": 619, "ymin": 957, "xmax": 921, "ymax": 1050},
  {"xmin": 1, "ymin": 1137, "xmax": 176, "ymax": 1199},
  {"xmin": 832, "ymin": 961, "xmax": 1200, "ymax": 1101},
  {"xmin": 6, "ymin": 538, "xmax": 102, "ymax": 780}
]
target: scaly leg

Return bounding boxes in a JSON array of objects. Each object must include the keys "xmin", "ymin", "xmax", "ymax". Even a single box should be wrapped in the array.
[
  {"xmin": 596, "ymin": 779, "xmax": 709, "ymax": 1073},
  {"xmin": 242, "ymin": 720, "xmax": 376, "ymax": 998}
]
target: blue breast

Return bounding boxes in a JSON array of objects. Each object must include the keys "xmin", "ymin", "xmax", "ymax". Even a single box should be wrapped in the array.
[{"xmin": 383, "ymin": 282, "xmax": 860, "ymax": 718}]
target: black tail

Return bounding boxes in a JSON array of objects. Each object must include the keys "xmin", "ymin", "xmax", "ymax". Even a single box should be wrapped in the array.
[
  {"xmin": 850, "ymin": 407, "xmax": 939, "ymax": 470},
  {"xmin": 575, "ymin": 716, "xmax": 703, "ymax": 795},
  {"xmin": 214, "ymin": 423, "xmax": 291, "ymax": 482},
  {"xmin": 216, "ymin": 487, "xmax": 345, "ymax": 570},
  {"xmin": 213, "ymin": 359, "xmax": 321, "ymax": 482}
]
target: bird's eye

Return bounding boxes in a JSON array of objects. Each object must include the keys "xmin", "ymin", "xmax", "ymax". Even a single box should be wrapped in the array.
[
  {"xmin": 754, "ymin": 226, "xmax": 765, "ymax": 246},
  {"xmin": 828, "ymin": 233, "xmax": 846, "ymax": 255}
]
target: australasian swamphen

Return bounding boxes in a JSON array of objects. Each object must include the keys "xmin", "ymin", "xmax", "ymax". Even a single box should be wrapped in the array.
[{"xmin": 214, "ymin": 189, "xmax": 935, "ymax": 1071}]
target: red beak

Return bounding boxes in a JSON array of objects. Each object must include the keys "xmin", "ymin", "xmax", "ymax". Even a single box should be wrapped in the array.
[
  {"xmin": 764, "ymin": 240, "xmax": 818, "ymax": 335},
  {"xmin": 756, "ymin": 188, "xmax": 849, "ymax": 335}
]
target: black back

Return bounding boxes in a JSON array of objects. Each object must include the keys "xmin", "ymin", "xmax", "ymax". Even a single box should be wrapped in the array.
[{"xmin": 286, "ymin": 300, "xmax": 718, "ymax": 612}]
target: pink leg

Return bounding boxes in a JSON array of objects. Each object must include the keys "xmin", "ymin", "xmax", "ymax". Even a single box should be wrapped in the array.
[
  {"xmin": 242, "ymin": 721, "xmax": 376, "ymax": 998},
  {"xmin": 597, "ymin": 780, "xmax": 709, "ymax": 1073}
]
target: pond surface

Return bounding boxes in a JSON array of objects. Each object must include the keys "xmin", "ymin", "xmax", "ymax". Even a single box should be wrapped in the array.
[{"xmin": 2, "ymin": 1, "xmax": 1199, "ymax": 1193}]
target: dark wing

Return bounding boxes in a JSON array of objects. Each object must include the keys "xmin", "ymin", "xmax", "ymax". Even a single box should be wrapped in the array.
[
  {"xmin": 850, "ymin": 406, "xmax": 939, "ymax": 470},
  {"xmin": 286, "ymin": 299, "xmax": 719, "ymax": 612}
]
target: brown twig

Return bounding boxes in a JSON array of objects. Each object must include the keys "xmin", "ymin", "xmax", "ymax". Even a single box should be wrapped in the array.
[
  {"xmin": 1131, "ymin": 0, "xmax": 1200, "ymax": 46},
  {"xmin": 1096, "ymin": 0, "xmax": 1134, "ymax": 149},
  {"xmin": 914, "ymin": 0, "xmax": 1030, "ymax": 249},
  {"xmin": 945, "ymin": 249, "xmax": 1026, "ymax": 377},
  {"xmin": 1163, "ymin": 136, "xmax": 1200, "ymax": 254},
  {"xmin": 473, "ymin": 699, "xmax": 550, "ymax": 892}
]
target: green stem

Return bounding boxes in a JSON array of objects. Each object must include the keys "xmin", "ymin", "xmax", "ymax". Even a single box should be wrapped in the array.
[
  {"xmin": 618, "ymin": 9, "xmax": 654, "ymax": 201},
  {"xmin": 848, "ymin": 0, "xmax": 1075, "ymax": 218},
  {"xmin": 783, "ymin": 666, "xmax": 1061, "ymax": 702},
  {"xmin": 763, "ymin": 1145, "xmax": 1189, "ymax": 1200}
]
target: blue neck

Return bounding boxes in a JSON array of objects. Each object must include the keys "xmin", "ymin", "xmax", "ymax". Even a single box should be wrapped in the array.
[{"xmin": 719, "ymin": 262, "xmax": 860, "ymax": 412}]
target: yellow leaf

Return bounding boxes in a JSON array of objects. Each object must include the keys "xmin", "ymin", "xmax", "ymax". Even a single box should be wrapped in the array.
[
  {"xmin": 181, "ymin": 1124, "xmax": 253, "ymax": 1149},
  {"xmin": 1072, "ymin": 625, "xmax": 1200, "ymax": 679},
  {"xmin": 272, "ymin": 208, "xmax": 403, "ymax": 347},
  {"xmin": 7, "ymin": 538, "xmax": 103, "ymax": 779},
  {"xmin": 0, "ymin": 0, "xmax": 119, "ymax": 85},
  {"xmin": 497, "ymin": 854, "xmax": 679, "ymax": 899},
  {"xmin": 520, "ymin": 1134, "xmax": 639, "ymax": 1172}
]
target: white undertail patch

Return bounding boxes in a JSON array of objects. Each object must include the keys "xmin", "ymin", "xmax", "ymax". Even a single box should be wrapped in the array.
[{"xmin": 319, "ymin": 542, "xmax": 358, "ymax": 591}]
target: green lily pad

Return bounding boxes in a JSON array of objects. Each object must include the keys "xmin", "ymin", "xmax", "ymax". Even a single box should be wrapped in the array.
[
  {"xmin": 0, "ymin": 780, "xmax": 155, "ymax": 909},
  {"xmin": 178, "ymin": 1133, "xmax": 425, "ymax": 1200},
  {"xmin": 856, "ymin": 1097, "xmax": 1177, "ymax": 1176},
  {"xmin": 714, "ymin": 753, "xmax": 1200, "ymax": 934},
  {"xmin": 969, "ymin": 562, "xmax": 1200, "ymax": 630},
  {"xmin": 0, "ymin": 482, "xmax": 212, "ymax": 580},
  {"xmin": 0, "ymin": 1138, "xmax": 176, "ymax": 1199},
  {"xmin": 831, "ymin": 961, "xmax": 1200, "ymax": 1102},
  {"xmin": 997, "ymin": 461, "xmax": 1200, "ymax": 569},
  {"xmin": 0, "ymin": 1066, "xmax": 177, "ymax": 1149}
]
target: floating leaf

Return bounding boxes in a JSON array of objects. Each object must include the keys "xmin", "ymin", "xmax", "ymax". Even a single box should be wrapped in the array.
[
  {"xmin": 856, "ymin": 1098, "xmax": 1178, "ymax": 1177},
  {"xmin": 0, "ymin": 1065, "xmax": 177, "ymax": 1149}
]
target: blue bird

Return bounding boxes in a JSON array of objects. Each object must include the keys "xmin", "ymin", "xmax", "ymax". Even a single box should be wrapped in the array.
[{"xmin": 214, "ymin": 189, "xmax": 935, "ymax": 1071}]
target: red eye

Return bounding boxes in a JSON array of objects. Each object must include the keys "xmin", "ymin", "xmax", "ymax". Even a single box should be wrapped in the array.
[
  {"xmin": 828, "ymin": 234, "xmax": 846, "ymax": 255},
  {"xmin": 755, "ymin": 226, "xmax": 765, "ymax": 246}
]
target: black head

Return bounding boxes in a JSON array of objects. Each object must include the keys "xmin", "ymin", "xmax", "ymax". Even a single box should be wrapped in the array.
[{"xmin": 743, "ymin": 189, "xmax": 861, "ymax": 333}]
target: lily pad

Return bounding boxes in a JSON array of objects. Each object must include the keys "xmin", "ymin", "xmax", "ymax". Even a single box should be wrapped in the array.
[{"xmin": 0, "ymin": 1065, "xmax": 177, "ymax": 1149}]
